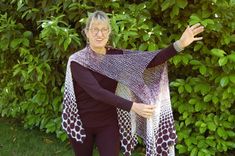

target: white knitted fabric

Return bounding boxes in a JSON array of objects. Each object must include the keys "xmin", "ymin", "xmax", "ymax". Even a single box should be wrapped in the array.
[{"xmin": 62, "ymin": 46, "xmax": 177, "ymax": 156}]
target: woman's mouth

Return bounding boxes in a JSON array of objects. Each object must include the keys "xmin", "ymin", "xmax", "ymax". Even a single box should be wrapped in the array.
[{"xmin": 96, "ymin": 38, "xmax": 103, "ymax": 41}]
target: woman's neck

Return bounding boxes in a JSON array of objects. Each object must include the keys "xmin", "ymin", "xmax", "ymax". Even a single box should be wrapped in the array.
[{"xmin": 89, "ymin": 45, "xmax": 106, "ymax": 55}]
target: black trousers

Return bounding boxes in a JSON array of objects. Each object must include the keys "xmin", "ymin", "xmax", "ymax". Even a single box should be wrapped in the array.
[{"xmin": 69, "ymin": 122, "xmax": 120, "ymax": 156}]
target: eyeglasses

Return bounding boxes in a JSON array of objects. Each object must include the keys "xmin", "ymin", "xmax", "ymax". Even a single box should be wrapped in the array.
[{"xmin": 89, "ymin": 27, "xmax": 110, "ymax": 36}]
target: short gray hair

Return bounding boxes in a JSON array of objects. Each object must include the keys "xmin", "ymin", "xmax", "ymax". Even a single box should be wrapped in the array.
[{"xmin": 85, "ymin": 11, "xmax": 111, "ymax": 31}]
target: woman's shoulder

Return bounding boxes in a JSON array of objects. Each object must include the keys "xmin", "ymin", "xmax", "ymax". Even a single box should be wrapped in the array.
[{"xmin": 69, "ymin": 47, "xmax": 87, "ymax": 60}]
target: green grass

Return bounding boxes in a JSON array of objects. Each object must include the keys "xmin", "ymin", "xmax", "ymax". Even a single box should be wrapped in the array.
[{"xmin": 0, "ymin": 117, "xmax": 144, "ymax": 156}]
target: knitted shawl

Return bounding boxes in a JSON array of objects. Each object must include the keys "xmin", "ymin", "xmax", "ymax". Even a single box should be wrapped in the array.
[{"xmin": 61, "ymin": 46, "xmax": 177, "ymax": 156}]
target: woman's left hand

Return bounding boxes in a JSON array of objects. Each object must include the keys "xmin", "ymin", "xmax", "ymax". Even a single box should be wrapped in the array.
[{"xmin": 178, "ymin": 23, "xmax": 204, "ymax": 49}]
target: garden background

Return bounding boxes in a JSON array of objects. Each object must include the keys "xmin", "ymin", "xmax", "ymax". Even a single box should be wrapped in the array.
[{"xmin": 0, "ymin": 0, "xmax": 235, "ymax": 155}]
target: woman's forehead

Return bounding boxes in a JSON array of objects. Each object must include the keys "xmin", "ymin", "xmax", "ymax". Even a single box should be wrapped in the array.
[{"xmin": 90, "ymin": 19, "xmax": 109, "ymax": 28}]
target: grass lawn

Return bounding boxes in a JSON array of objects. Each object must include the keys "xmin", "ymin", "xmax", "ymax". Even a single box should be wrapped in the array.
[{"xmin": 0, "ymin": 117, "xmax": 144, "ymax": 156}]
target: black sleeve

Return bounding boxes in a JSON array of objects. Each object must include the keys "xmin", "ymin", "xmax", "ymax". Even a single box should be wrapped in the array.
[
  {"xmin": 147, "ymin": 44, "xmax": 178, "ymax": 68},
  {"xmin": 70, "ymin": 61, "xmax": 133, "ymax": 112}
]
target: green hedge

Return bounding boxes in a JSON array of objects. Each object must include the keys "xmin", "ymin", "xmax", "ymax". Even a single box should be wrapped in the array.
[{"xmin": 0, "ymin": 0, "xmax": 234, "ymax": 155}]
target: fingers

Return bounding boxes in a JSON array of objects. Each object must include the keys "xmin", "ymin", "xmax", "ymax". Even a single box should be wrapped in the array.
[
  {"xmin": 189, "ymin": 23, "xmax": 204, "ymax": 34},
  {"xmin": 194, "ymin": 37, "xmax": 203, "ymax": 41},
  {"xmin": 192, "ymin": 26, "xmax": 204, "ymax": 36},
  {"xmin": 144, "ymin": 106, "xmax": 155, "ymax": 113},
  {"xmin": 189, "ymin": 23, "xmax": 204, "ymax": 41},
  {"xmin": 143, "ymin": 105, "xmax": 156, "ymax": 119},
  {"xmin": 190, "ymin": 23, "xmax": 201, "ymax": 30},
  {"xmin": 132, "ymin": 103, "xmax": 157, "ymax": 119}
]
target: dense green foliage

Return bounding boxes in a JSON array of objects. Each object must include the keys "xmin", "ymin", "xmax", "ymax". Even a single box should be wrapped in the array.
[{"xmin": 0, "ymin": 0, "xmax": 234, "ymax": 155}]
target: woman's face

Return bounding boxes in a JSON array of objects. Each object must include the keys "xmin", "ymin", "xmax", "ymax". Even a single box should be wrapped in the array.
[{"xmin": 85, "ymin": 20, "xmax": 110, "ymax": 49}]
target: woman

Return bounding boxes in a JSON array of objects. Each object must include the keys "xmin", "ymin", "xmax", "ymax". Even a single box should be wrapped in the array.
[{"xmin": 62, "ymin": 11, "xmax": 204, "ymax": 156}]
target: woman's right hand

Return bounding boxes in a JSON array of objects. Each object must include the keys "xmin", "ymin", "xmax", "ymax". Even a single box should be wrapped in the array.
[{"xmin": 131, "ymin": 102, "xmax": 156, "ymax": 119}]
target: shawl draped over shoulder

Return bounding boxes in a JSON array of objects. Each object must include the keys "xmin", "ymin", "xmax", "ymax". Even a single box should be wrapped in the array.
[{"xmin": 62, "ymin": 46, "xmax": 177, "ymax": 156}]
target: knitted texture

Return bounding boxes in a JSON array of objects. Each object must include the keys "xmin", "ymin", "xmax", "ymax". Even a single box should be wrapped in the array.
[{"xmin": 62, "ymin": 46, "xmax": 177, "ymax": 155}]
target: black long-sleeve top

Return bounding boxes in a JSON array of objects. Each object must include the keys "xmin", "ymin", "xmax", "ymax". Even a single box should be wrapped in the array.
[{"xmin": 71, "ymin": 44, "xmax": 177, "ymax": 127}]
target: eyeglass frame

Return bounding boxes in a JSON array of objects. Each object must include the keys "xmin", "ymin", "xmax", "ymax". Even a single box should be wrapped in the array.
[{"xmin": 88, "ymin": 27, "xmax": 110, "ymax": 36}]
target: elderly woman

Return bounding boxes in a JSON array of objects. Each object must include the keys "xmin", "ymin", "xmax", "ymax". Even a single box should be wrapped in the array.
[{"xmin": 62, "ymin": 11, "xmax": 204, "ymax": 156}]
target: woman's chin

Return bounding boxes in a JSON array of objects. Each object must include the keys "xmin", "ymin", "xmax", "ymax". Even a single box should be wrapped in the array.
[{"xmin": 92, "ymin": 43, "xmax": 107, "ymax": 48}]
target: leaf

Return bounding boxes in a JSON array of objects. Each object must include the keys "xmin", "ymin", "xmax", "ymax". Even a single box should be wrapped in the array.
[
  {"xmin": 195, "ymin": 103, "xmax": 203, "ymax": 112},
  {"xmin": 199, "ymin": 126, "xmax": 207, "ymax": 134},
  {"xmin": 223, "ymin": 34, "xmax": 230, "ymax": 45},
  {"xmin": 207, "ymin": 122, "xmax": 216, "ymax": 131},
  {"xmin": 63, "ymin": 37, "xmax": 71, "ymax": 50},
  {"xmin": 60, "ymin": 132, "xmax": 68, "ymax": 141},
  {"xmin": 201, "ymin": 19, "xmax": 214, "ymax": 27},
  {"xmin": 189, "ymin": 14, "xmax": 201, "ymax": 25},
  {"xmin": 212, "ymin": 96, "xmax": 219, "ymax": 104},
  {"xmin": 228, "ymin": 53, "xmax": 235, "ymax": 62},
  {"xmin": 148, "ymin": 43, "xmax": 157, "ymax": 51},
  {"xmin": 22, "ymin": 38, "xmax": 29, "ymax": 47},
  {"xmin": 183, "ymin": 112, "xmax": 188, "ymax": 119},
  {"xmin": 211, "ymin": 48, "xmax": 226, "ymax": 57},
  {"xmin": 206, "ymin": 137, "xmax": 216, "ymax": 147},
  {"xmin": 190, "ymin": 60, "xmax": 201, "ymax": 65},
  {"xmin": 182, "ymin": 56, "xmax": 189, "ymax": 64},
  {"xmin": 176, "ymin": 0, "xmax": 188, "ymax": 8},
  {"xmin": 225, "ymin": 141, "xmax": 235, "ymax": 148},
  {"xmin": 13, "ymin": 67, "xmax": 21, "ymax": 76},
  {"xmin": 178, "ymin": 86, "xmax": 184, "ymax": 94},
  {"xmin": 176, "ymin": 144, "xmax": 187, "ymax": 154},
  {"xmin": 217, "ymin": 127, "xmax": 227, "ymax": 139},
  {"xmin": 36, "ymin": 67, "xmax": 43, "ymax": 81},
  {"xmin": 194, "ymin": 43, "xmax": 203, "ymax": 51},
  {"xmin": 161, "ymin": 0, "xmax": 174, "ymax": 11},
  {"xmin": 222, "ymin": 121, "xmax": 232, "ymax": 128},
  {"xmin": 198, "ymin": 150, "xmax": 204, "ymax": 156},
  {"xmin": 139, "ymin": 43, "xmax": 148, "ymax": 51},
  {"xmin": 195, "ymin": 121, "xmax": 203, "ymax": 127},
  {"xmin": 127, "ymin": 31, "xmax": 138, "ymax": 37},
  {"xmin": 173, "ymin": 55, "xmax": 181, "ymax": 65},
  {"xmin": 198, "ymin": 140, "xmax": 208, "ymax": 148},
  {"xmin": 185, "ymin": 84, "xmax": 192, "ymax": 93},
  {"xmin": 220, "ymin": 76, "xmax": 229, "ymax": 87},
  {"xmin": 170, "ymin": 81, "xmax": 181, "ymax": 87},
  {"xmin": 201, "ymin": 148, "xmax": 210, "ymax": 154},
  {"xmin": 10, "ymin": 38, "xmax": 21, "ymax": 49},
  {"xmin": 199, "ymin": 65, "xmax": 207, "ymax": 75},
  {"xmin": 170, "ymin": 5, "xmax": 179, "ymax": 18},
  {"xmin": 227, "ymin": 130, "xmax": 235, "ymax": 137},
  {"xmin": 139, "ymin": 24, "xmax": 149, "ymax": 29},
  {"xmin": 218, "ymin": 57, "xmax": 228, "ymax": 66},
  {"xmin": 185, "ymin": 118, "xmax": 192, "ymax": 126},
  {"xmin": 203, "ymin": 94, "xmax": 212, "ymax": 102},
  {"xmin": 23, "ymin": 31, "xmax": 33, "ymax": 38},
  {"xmin": 190, "ymin": 147, "xmax": 198, "ymax": 156},
  {"xmin": 229, "ymin": 74, "xmax": 235, "ymax": 83},
  {"xmin": 46, "ymin": 121, "xmax": 56, "ymax": 133},
  {"xmin": 188, "ymin": 99, "xmax": 196, "ymax": 105},
  {"xmin": 214, "ymin": 116, "xmax": 219, "ymax": 126},
  {"xmin": 143, "ymin": 34, "xmax": 150, "ymax": 41}
]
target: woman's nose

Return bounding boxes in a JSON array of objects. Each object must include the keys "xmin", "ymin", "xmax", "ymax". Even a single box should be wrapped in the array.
[{"xmin": 96, "ymin": 30, "xmax": 103, "ymax": 37}]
